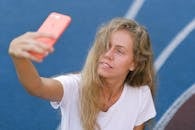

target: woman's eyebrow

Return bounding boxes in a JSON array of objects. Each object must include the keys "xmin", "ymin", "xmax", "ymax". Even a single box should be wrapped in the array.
[{"xmin": 115, "ymin": 45, "xmax": 127, "ymax": 51}]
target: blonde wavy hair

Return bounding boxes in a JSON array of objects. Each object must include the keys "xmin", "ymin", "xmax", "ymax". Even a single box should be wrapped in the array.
[{"xmin": 80, "ymin": 17, "xmax": 156, "ymax": 130}]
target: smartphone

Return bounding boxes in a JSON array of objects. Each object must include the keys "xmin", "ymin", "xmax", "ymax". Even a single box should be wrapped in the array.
[{"xmin": 31, "ymin": 12, "xmax": 71, "ymax": 60}]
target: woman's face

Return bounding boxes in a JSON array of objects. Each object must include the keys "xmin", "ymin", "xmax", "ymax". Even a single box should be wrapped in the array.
[{"xmin": 97, "ymin": 30, "xmax": 135, "ymax": 80}]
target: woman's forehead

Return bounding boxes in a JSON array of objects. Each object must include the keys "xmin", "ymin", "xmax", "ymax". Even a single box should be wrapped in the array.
[{"xmin": 110, "ymin": 30, "xmax": 134, "ymax": 45}]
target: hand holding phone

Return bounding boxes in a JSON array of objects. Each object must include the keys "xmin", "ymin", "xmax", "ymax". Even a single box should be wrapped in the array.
[{"xmin": 31, "ymin": 12, "xmax": 71, "ymax": 60}]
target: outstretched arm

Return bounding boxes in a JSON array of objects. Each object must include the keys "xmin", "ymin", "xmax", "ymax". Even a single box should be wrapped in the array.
[{"xmin": 9, "ymin": 32, "xmax": 63, "ymax": 102}]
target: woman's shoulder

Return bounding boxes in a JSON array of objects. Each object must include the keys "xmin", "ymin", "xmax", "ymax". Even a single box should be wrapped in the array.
[
  {"xmin": 125, "ymin": 84, "xmax": 151, "ymax": 96},
  {"xmin": 52, "ymin": 73, "xmax": 81, "ymax": 88},
  {"xmin": 54, "ymin": 73, "xmax": 81, "ymax": 81},
  {"xmin": 125, "ymin": 84, "xmax": 150, "ymax": 90}
]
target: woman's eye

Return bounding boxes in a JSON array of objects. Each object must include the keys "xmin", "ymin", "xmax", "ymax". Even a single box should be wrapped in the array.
[{"xmin": 116, "ymin": 49, "xmax": 124, "ymax": 54}]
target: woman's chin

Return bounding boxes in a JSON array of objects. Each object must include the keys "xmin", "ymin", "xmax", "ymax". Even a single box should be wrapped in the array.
[{"xmin": 98, "ymin": 71, "xmax": 113, "ymax": 79}]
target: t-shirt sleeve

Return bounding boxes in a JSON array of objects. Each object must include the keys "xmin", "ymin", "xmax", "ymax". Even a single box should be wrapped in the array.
[
  {"xmin": 135, "ymin": 85, "xmax": 156, "ymax": 126},
  {"xmin": 50, "ymin": 74, "xmax": 80, "ymax": 109}
]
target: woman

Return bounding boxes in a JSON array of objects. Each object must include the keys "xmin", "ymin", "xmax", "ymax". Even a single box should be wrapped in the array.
[{"xmin": 8, "ymin": 17, "xmax": 156, "ymax": 130}]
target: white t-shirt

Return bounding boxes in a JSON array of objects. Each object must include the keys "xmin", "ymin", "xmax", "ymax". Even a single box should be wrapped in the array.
[{"xmin": 51, "ymin": 74, "xmax": 156, "ymax": 130}]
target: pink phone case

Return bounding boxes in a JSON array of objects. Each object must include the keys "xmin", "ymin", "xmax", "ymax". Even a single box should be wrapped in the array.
[{"xmin": 31, "ymin": 12, "xmax": 71, "ymax": 60}]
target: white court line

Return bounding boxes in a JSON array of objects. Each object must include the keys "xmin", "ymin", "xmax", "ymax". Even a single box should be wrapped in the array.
[
  {"xmin": 154, "ymin": 19, "xmax": 195, "ymax": 72},
  {"xmin": 154, "ymin": 83, "xmax": 195, "ymax": 130},
  {"xmin": 154, "ymin": 18, "xmax": 195, "ymax": 129},
  {"xmin": 124, "ymin": 0, "xmax": 145, "ymax": 19},
  {"xmin": 124, "ymin": 2, "xmax": 195, "ymax": 129}
]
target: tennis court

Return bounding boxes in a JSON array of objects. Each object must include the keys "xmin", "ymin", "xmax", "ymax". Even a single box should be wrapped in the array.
[{"xmin": 0, "ymin": 0, "xmax": 194, "ymax": 129}]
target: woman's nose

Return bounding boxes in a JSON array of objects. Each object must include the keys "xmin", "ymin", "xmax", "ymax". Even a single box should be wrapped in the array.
[{"xmin": 104, "ymin": 49, "xmax": 114, "ymax": 60}]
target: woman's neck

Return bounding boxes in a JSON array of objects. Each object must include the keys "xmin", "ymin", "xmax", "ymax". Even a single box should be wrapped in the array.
[
  {"xmin": 101, "ymin": 79, "xmax": 124, "ymax": 97},
  {"xmin": 100, "ymin": 78, "xmax": 125, "ymax": 111}
]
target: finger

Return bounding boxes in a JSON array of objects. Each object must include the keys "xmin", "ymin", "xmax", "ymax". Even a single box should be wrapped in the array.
[
  {"xmin": 16, "ymin": 49, "xmax": 44, "ymax": 63},
  {"xmin": 34, "ymin": 41, "xmax": 54, "ymax": 53},
  {"xmin": 22, "ymin": 51, "xmax": 43, "ymax": 62},
  {"xmin": 24, "ymin": 32, "xmax": 55, "ymax": 53},
  {"xmin": 10, "ymin": 48, "xmax": 40, "ymax": 62},
  {"xmin": 23, "ymin": 44, "xmax": 48, "ymax": 56},
  {"xmin": 25, "ymin": 32, "xmax": 55, "ymax": 39},
  {"xmin": 21, "ymin": 39, "xmax": 53, "ymax": 54}
]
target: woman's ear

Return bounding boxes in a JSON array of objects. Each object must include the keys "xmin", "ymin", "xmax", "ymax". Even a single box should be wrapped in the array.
[{"xmin": 129, "ymin": 62, "xmax": 135, "ymax": 71}]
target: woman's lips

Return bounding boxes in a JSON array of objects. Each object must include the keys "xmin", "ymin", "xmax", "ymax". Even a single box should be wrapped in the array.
[{"xmin": 100, "ymin": 62, "xmax": 113, "ymax": 68}]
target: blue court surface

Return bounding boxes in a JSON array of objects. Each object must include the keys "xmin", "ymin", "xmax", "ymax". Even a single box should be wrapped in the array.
[{"xmin": 0, "ymin": 0, "xmax": 194, "ymax": 129}]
